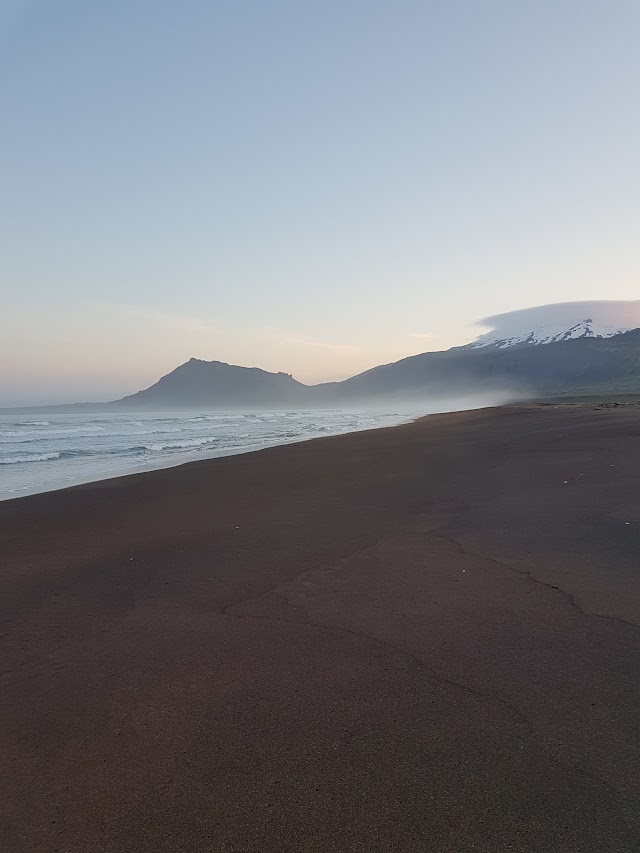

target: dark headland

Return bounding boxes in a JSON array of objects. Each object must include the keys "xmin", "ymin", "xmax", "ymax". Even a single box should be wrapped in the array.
[{"xmin": 2, "ymin": 403, "xmax": 640, "ymax": 851}]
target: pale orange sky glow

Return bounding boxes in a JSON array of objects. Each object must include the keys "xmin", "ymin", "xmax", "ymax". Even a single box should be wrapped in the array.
[{"xmin": 2, "ymin": 2, "xmax": 640, "ymax": 404}]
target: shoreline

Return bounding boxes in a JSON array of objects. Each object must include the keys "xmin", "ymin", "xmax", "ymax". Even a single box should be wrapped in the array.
[
  {"xmin": 2, "ymin": 403, "xmax": 640, "ymax": 851},
  {"xmin": 0, "ymin": 408, "xmax": 424, "ymax": 503},
  {"xmin": 3, "ymin": 398, "xmax": 509, "ymax": 503}
]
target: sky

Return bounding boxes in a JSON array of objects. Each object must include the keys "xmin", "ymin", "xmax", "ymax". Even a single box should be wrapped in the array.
[{"xmin": 1, "ymin": 0, "xmax": 639, "ymax": 404}]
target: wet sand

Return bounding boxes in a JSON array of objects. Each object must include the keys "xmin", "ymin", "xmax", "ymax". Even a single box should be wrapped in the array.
[{"xmin": 1, "ymin": 404, "xmax": 640, "ymax": 852}]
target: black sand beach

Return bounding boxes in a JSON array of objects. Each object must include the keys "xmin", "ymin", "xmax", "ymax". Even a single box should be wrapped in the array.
[{"xmin": 1, "ymin": 404, "xmax": 639, "ymax": 852}]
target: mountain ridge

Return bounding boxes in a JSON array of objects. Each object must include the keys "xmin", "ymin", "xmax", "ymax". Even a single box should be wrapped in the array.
[
  {"xmin": 4, "ymin": 323, "xmax": 640, "ymax": 413},
  {"xmin": 330, "ymin": 327, "xmax": 640, "ymax": 401},
  {"xmin": 115, "ymin": 357, "xmax": 312, "ymax": 408},
  {"xmin": 108, "ymin": 326, "xmax": 640, "ymax": 408},
  {"xmin": 462, "ymin": 317, "xmax": 634, "ymax": 350}
]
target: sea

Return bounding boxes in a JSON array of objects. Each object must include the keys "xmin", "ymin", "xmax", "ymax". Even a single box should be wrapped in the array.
[{"xmin": 0, "ymin": 406, "xmax": 440, "ymax": 500}]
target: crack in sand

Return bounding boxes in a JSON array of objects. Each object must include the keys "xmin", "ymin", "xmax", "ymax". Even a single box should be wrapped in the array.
[
  {"xmin": 220, "ymin": 499, "xmax": 637, "ymax": 831},
  {"xmin": 224, "ymin": 607, "xmax": 536, "ymax": 731},
  {"xmin": 219, "ymin": 531, "xmax": 391, "ymax": 617},
  {"xmin": 220, "ymin": 502, "xmax": 471, "ymax": 618},
  {"xmin": 425, "ymin": 531, "xmax": 640, "ymax": 632},
  {"xmin": 223, "ymin": 608, "xmax": 633, "ymax": 830}
]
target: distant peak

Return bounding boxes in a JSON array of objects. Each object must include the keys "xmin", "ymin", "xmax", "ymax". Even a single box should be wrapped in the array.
[{"xmin": 462, "ymin": 301, "xmax": 640, "ymax": 350}]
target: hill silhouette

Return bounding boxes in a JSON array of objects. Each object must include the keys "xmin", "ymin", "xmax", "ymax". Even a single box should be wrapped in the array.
[{"xmin": 4, "ymin": 330, "xmax": 640, "ymax": 412}]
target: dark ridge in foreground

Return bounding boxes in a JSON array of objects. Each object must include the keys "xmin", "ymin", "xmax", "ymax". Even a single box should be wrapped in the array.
[{"xmin": 1, "ymin": 404, "xmax": 640, "ymax": 851}]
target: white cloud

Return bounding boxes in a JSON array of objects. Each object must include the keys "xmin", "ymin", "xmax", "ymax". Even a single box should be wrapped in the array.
[{"xmin": 473, "ymin": 300, "xmax": 640, "ymax": 336}]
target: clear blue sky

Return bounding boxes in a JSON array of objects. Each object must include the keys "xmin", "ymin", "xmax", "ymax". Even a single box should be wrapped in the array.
[{"xmin": 2, "ymin": 0, "xmax": 639, "ymax": 403}]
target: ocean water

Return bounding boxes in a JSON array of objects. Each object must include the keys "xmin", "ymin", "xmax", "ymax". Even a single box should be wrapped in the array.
[{"xmin": 0, "ymin": 407, "xmax": 431, "ymax": 500}]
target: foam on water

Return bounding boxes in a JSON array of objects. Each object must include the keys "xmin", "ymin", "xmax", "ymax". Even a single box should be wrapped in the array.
[
  {"xmin": 0, "ymin": 451, "xmax": 61, "ymax": 465},
  {"xmin": 144, "ymin": 436, "xmax": 218, "ymax": 451},
  {"xmin": 0, "ymin": 405, "xmax": 451, "ymax": 499}
]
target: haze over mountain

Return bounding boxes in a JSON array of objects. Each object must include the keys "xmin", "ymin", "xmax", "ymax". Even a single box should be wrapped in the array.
[
  {"xmin": 100, "ymin": 300, "xmax": 640, "ymax": 406},
  {"xmin": 112, "ymin": 328, "xmax": 640, "ymax": 410},
  {"xmin": 4, "ymin": 301, "xmax": 640, "ymax": 412},
  {"xmin": 330, "ymin": 328, "xmax": 640, "ymax": 401}
]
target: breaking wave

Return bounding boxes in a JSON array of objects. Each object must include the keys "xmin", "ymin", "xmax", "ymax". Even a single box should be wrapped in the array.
[
  {"xmin": 0, "ymin": 407, "xmax": 423, "ymax": 499},
  {"xmin": 0, "ymin": 451, "xmax": 61, "ymax": 465},
  {"xmin": 143, "ymin": 436, "xmax": 218, "ymax": 452}
]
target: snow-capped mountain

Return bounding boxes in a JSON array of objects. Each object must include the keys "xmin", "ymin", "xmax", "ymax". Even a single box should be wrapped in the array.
[
  {"xmin": 463, "ymin": 300, "xmax": 640, "ymax": 350},
  {"xmin": 466, "ymin": 317, "xmax": 634, "ymax": 349}
]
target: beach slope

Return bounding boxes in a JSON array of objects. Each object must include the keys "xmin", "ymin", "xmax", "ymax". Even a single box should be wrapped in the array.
[{"xmin": 1, "ymin": 404, "xmax": 639, "ymax": 852}]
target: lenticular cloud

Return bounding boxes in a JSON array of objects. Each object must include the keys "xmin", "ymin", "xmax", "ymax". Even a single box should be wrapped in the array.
[{"xmin": 469, "ymin": 300, "xmax": 640, "ymax": 348}]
